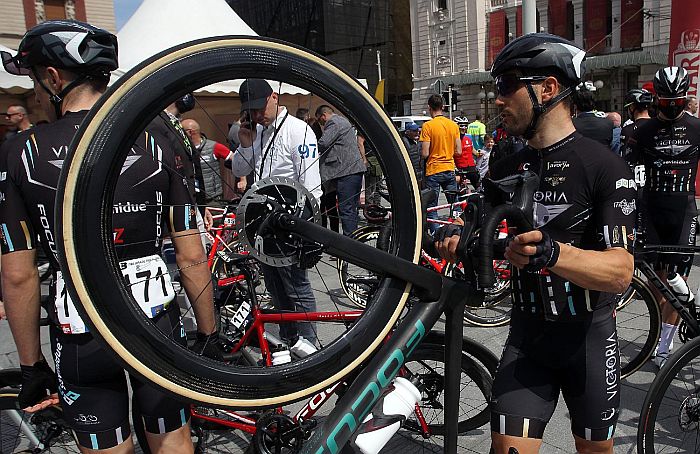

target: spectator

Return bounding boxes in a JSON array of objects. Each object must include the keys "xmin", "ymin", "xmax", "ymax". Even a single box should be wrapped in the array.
[
  {"xmin": 316, "ymin": 105, "xmax": 367, "ymax": 236},
  {"xmin": 476, "ymin": 135, "xmax": 494, "ymax": 180},
  {"xmin": 4, "ymin": 105, "xmax": 33, "ymax": 140},
  {"xmin": 232, "ymin": 78, "xmax": 321, "ymax": 345},
  {"xmin": 467, "ymin": 114, "xmax": 486, "ymax": 151},
  {"xmin": 573, "ymin": 82, "xmax": 614, "ymax": 148},
  {"xmin": 401, "ymin": 122, "xmax": 423, "ymax": 187},
  {"xmin": 358, "ymin": 131, "xmax": 382, "ymax": 206},
  {"xmin": 182, "ymin": 119, "xmax": 230, "ymax": 205},
  {"xmin": 226, "ymin": 121, "xmax": 248, "ymax": 196},
  {"xmin": 454, "ymin": 118, "xmax": 479, "ymax": 190},
  {"xmin": 685, "ymin": 95, "xmax": 698, "ymax": 117},
  {"xmin": 420, "ymin": 94, "xmax": 461, "ymax": 233},
  {"xmin": 606, "ymin": 111, "xmax": 622, "ymax": 155}
]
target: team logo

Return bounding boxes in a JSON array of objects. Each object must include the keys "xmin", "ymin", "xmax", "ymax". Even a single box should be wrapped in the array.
[
  {"xmin": 612, "ymin": 226, "xmax": 620, "ymax": 244},
  {"xmin": 613, "ymin": 199, "xmax": 636, "ymax": 215},
  {"xmin": 615, "ymin": 178, "xmax": 636, "ymax": 190},
  {"xmin": 601, "ymin": 408, "xmax": 616, "ymax": 422},
  {"xmin": 545, "ymin": 176, "xmax": 566, "ymax": 187},
  {"xmin": 533, "ymin": 203, "xmax": 572, "ymax": 227},
  {"xmin": 546, "ymin": 161, "xmax": 570, "ymax": 171},
  {"xmin": 518, "ymin": 162, "xmax": 531, "ymax": 171},
  {"xmin": 533, "ymin": 191, "xmax": 569, "ymax": 203}
]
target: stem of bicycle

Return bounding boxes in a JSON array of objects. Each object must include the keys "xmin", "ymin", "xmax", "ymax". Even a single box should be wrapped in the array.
[
  {"xmin": 301, "ymin": 277, "xmax": 476, "ymax": 454},
  {"xmin": 638, "ymin": 260, "xmax": 700, "ymax": 336}
]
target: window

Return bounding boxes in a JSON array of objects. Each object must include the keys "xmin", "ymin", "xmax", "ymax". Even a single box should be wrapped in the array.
[
  {"xmin": 565, "ymin": 1, "xmax": 575, "ymax": 41},
  {"xmin": 44, "ymin": 0, "xmax": 67, "ymax": 20},
  {"xmin": 438, "ymin": 0, "xmax": 447, "ymax": 10}
]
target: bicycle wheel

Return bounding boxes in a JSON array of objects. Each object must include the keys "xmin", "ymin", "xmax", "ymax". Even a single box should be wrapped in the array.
[
  {"xmin": 0, "ymin": 369, "xmax": 79, "ymax": 453},
  {"xmin": 637, "ymin": 335, "xmax": 700, "ymax": 453},
  {"xmin": 56, "ymin": 36, "xmax": 420, "ymax": 407},
  {"xmin": 444, "ymin": 262, "xmax": 513, "ymax": 327},
  {"xmin": 337, "ymin": 225, "xmax": 383, "ymax": 308},
  {"xmin": 616, "ymin": 275, "xmax": 660, "ymax": 378}
]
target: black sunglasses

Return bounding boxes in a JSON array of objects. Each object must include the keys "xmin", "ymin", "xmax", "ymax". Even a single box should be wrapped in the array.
[
  {"xmin": 494, "ymin": 74, "xmax": 548, "ymax": 97},
  {"xmin": 0, "ymin": 50, "xmax": 31, "ymax": 76}
]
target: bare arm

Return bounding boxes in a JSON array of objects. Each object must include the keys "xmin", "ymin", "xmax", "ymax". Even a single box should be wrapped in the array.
[
  {"xmin": 454, "ymin": 137, "xmax": 462, "ymax": 156},
  {"xmin": 171, "ymin": 230, "xmax": 215, "ymax": 335},
  {"xmin": 1, "ymin": 249, "xmax": 43, "ymax": 365},
  {"xmin": 505, "ymin": 231, "xmax": 633, "ymax": 293},
  {"xmin": 421, "ymin": 141, "xmax": 431, "ymax": 159},
  {"xmin": 357, "ymin": 135, "xmax": 368, "ymax": 166}
]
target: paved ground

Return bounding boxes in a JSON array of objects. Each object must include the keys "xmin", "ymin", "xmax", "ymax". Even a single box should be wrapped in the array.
[{"xmin": 2, "ymin": 251, "xmax": 698, "ymax": 453}]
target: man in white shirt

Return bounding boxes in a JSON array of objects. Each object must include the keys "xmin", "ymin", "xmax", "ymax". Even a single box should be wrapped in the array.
[{"xmin": 231, "ymin": 79, "xmax": 321, "ymax": 345}]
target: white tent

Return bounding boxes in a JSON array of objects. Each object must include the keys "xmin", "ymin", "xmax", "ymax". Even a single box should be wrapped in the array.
[
  {"xmin": 115, "ymin": 0, "xmax": 306, "ymax": 95},
  {"xmin": 0, "ymin": 45, "xmax": 33, "ymax": 95}
]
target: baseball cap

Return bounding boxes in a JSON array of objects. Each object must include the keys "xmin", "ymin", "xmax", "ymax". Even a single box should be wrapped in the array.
[
  {"xmin": 240, "ymin": 79, "xmax": 273, "ymax": 111},
  {"xmin": 405, "ymin": 123, "xmax": 420, "ymax": 131}
]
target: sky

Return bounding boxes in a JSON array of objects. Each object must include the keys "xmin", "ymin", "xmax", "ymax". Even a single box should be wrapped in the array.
[{"xmin": 113, "ymin": 0, "xmax": 143, "ymax": 31}]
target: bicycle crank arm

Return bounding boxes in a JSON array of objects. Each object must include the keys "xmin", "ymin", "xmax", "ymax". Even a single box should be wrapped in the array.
[{"xmin": 272, "ymin": 213, "xmax": 443, "ymax": 301}]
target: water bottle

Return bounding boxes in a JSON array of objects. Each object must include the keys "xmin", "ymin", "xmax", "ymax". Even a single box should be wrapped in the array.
[
  {"xmin": 290, "ymin": 336, "xmax": 318, "ymax": 358},
  {"xmin": 271, "ymin": 348, "xmax": 291, "ymax": 365},
  {"xmin": 351, "ymin": 377, "xmax": 422, "ymax": 454},
  {"xmin": 667, "ymin": 272, "xmax": 696, "ymax": 307}
]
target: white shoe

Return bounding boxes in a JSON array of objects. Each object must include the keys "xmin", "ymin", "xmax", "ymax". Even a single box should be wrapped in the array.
[{"xmin": 653, "ymin": 351, "xmax": 670, "ymax": 369}]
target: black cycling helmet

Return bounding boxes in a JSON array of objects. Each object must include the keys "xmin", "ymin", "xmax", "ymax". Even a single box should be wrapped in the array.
[
  {"xmin": 363, "ymin": 204, "xmax": 389, "ymax": 224},
  {"xmin": 1, "ymin": 20, "xmax": 118, "ymax": 118},
  {"xmin": 654, "ymin": 67, "xmax": 690, "ymax": 119},
  {"xmin": 175, "ymin": 93, "xmax": 196, "ymax": 114},
  {"xmin": 624, "ymin": 88, "xmax": 653, "ymax": 108},
  {"xmin": 490, "ymin": 33, "xmax": 586, "ymax": 139}
]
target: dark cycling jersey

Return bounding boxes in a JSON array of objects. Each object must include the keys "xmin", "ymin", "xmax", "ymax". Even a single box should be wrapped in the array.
[
  {"xmin": 490, "ymin": 132, "xmax": 637, "ymax": 320},
  {"xmin": 0, "ymin": 110, "xmax": 196, "ymax": 265},
  {"xmin": 573, "ymin": 112, "xmax": 614, "ymax": 148},
  {"xmin": 619, "ymin": 117, "xmax": 650, "ymax": 155},
  {"xmin": 624, "ymin": 115, "xmax": 700, "ymax": 275}
]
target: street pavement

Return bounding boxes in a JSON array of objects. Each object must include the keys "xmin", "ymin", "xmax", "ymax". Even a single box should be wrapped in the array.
[{"xmin": 2, "ymin": 255, "xmax": 698, "ymax": 453}]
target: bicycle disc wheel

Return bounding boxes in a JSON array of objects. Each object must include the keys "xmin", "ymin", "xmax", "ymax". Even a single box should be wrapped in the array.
[
  {"xmin": 57, "ymin": 36, "xmax": 420, "ymax": 407},
  {"xmin": 637, "ymin": 335, "xmax": 700, "ymax": 453},
  {"xmin": 616, "ymin": 275, "xmax": 660, "ymax": 378},
  {"xmin": 0, "ymin": 369, "xmax": 79, "ymax": 453}
]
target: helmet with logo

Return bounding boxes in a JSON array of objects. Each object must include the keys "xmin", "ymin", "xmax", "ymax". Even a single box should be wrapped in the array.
[
  {"xmin": 454, "ymin": 116, "xmax": 469, "ymax": 126},
  {"xmin": 0, "ymin": 20, "xmax": 117, "ymax": 119},
  {"xmin": 490, "ymin": 33, "xmax": 586, "ymax": 139},
  {"xmin": 654, "ymin": 67, "xmax": 690, "ymax": 119},
  {"xmin": 2, "ymin": 20, "xmax": 117, "ymax": 77},
  {"xmin": 175, "ymin": 93, "xmax": 196, "ymax": 114},
  {"xmin": 490, "ymin": 33, "xmax": 585, "ymax": 88},
  {"xmin": 624, "ymin": 88, "xmax": 653, "ymax": 108},
  {"xmin": 654, "ymin": 66, "xmax": 690, "ymax": 98}
]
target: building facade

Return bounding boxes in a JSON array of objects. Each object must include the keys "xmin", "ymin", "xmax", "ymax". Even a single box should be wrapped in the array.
[
  {"xmin": 0, "ymin": 0, "xmax": 116, "ymax": 48},
  {"xmin": 227, "ymin": 0, "xmax": 414, "ymax": 115},
  {"xmin": 410, "ymin": 0, "xmax": 670, "ymax": 127}
]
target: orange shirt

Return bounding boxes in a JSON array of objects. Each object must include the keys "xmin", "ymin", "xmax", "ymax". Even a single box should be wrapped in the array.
[{"xmin": 419, "ymin": 115, "xmax": 459, "ymax": 176}]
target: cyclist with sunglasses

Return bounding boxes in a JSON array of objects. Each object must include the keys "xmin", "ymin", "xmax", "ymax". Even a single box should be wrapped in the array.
[
  {"xmin": 437, "ymin": 33, "xmax": 636, "ymax": 454},
  {"xmin": 624, "ymin": 67, "xmax": 700, "ymax": 369}
]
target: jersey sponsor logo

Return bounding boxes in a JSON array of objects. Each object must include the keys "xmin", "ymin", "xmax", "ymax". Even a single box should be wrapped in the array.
[
  {"xmin": 155, "ymin": 191, "xmax": 163, "ymax": 247},
  {"xmin": 51, "ymin": 145, "xmax": 68, "ymax": 158},
  {"xmin": 113, "ymin": 227, "xmax": 125, "ymax": 245},
  {"xmin": 612, "ymin": 226, "xmax": 620, "ymax": 244},
  {"xmin": 517, "ymin": 162, "xmax": 531, "ymax": 171},
  {"xmin": 533, "ymin": 202, "xmax": 572, "ymax": 227},
  {"xmin": 613, "ymin": 199, "xmax": 636, "ymax": 215},
  {"xmin": 545, "ymin": 176, "xmax": 566, "ymax": 186},
  {"xmin": 113, "ymin": 201, "xmax": 148, "ymax": 214},
  {"xmin": 38, "ymin": 203, "xmax": 57, "ymax": 256},
  {"xmin": 604, "ymin": 331, "xmax": 619, "ymax": 401},
  {"xmin": 546, "ymin": 160, "xmax": 570, "ymax": 171},
  {"xmin": 615, "ymin": 178, "xmax": 636, "ymax": 189},
  {"xmin": 74, "ymin": 414, "xmax": 99, "ymax": 425},
  {"xmin": 601, "ymin": 408, "xmax": 616, "ymax": 422},
  {"xmin": 533, "ymin": 191, "xmax": 568, "ymax": 203},
  {"xmin": 654, "ymin": 158, "xmax": 691, "ymax": 167},
  {"xmin": 55, "ymin": 342, "xmax": 81, "ymax": 405}
]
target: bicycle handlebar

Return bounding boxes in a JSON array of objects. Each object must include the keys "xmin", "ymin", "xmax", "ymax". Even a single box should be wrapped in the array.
[{"xmin": 477, "ymin": 171, "xmax": 539, "ymax": 288}]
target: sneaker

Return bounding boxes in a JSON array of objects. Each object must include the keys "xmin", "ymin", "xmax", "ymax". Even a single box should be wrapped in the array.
[{"xmin": 653, "ymin": 351, "xmax": 670, "ymax": 369}]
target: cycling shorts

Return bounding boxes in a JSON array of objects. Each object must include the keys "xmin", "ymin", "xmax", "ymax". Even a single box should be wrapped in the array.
[
  {"xmin": 50, "ymin": 304, "xmax": 189, "ymax": 450},
  {"xmin": 643, "ymin": 194, "xmax": 697, "ymax": 277},
  {"xmin": 490, "ymin": 308, "xmax": 620, "ymax": 441}
]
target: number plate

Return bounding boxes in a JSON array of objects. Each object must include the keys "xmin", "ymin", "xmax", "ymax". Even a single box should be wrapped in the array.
[
  {"xmin": 230, "ymin": 301, "xmax": 251, "ymax": 330},
  {"xmin": 119, "ymin": 255, "xmax": 175, "ymax": 317}
]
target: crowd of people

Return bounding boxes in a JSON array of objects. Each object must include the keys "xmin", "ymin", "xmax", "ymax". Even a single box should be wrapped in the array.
[{"xmin": 0, "ymin": 16, "xmax": 698, "ymax": 454}]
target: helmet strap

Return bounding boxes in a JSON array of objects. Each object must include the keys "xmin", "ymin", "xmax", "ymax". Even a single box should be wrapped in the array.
[
  {"xmin": 523, "ymin": 81, "xmax": 573, "ymax": 140},
  {"xmin": 32, "ymin": 67, "xmax": 88, "ymax": 119}
]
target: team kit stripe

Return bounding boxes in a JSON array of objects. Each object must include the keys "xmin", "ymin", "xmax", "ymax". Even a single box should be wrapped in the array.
[
  {"xmin": 20, "ymin": 220, "xmax": 32, "ymax": 248},
  {"xmin": 2, "ymin": 224, "xmax": 14, "ymax": 251}
]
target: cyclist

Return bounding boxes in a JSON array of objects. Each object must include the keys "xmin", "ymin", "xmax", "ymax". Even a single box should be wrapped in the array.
[
  {"xmin": 625, "ymin": 67, "xmax": 700, "ymax": 368},
  {"xmin": 0, "ymin": 20, "xmax": 217, "ymax": 453},
  {"xmin": 619, "ymin": 88, "xmax": 653, "ymax": 152},
  {"xmin": 572, "ymin": 82, "xmax": 615, "ymax": 148},
  {"xmin": 454, "ymin": 117, "xmax": 480, "ymax": 190},
  {"xmin": 436, "ymin": 33, "xmax": 636, "ymax": 454}
]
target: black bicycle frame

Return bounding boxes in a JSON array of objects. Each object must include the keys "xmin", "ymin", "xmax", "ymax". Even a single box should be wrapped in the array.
[
  {"xmin": 275, "ymin": 214, "xmax": 479, "ymax": 454},
  {"xmin": 636, "ymin": 244, "xmax": 700, "ymax": 337}
]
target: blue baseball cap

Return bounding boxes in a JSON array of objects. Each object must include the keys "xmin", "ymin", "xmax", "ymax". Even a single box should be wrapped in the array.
[{"xmin": 405, "ymin": 123, "xmax": 420, "ymax": 131}]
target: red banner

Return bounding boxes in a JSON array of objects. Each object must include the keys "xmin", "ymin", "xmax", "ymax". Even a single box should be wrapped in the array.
[
  {"xmin": 516, "ymin": 6, "xmax": 523, "ymax": 38},
  {"xmin": 620, "ymin": 0, "xmax": 643, "ymax": 49},
  {"xmin": 548, "ymin": 0, "xmax": 567, "ymax": 38},
  {"xmin": 489, "ymin": 10, "xmax": 507, "ymax": 66},
  {"xmin": 669, "ymin": 0, "xmax": 700, "ymax": 98},
  {"xmin": 585, "ymin": 0, "xmax": 608, "ymax": 54}
]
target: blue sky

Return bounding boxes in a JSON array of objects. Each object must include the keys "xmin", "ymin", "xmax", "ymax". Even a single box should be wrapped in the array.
[{"xmin": 113, "ymin": 0, "xmax": 143, "ymax": 31}]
